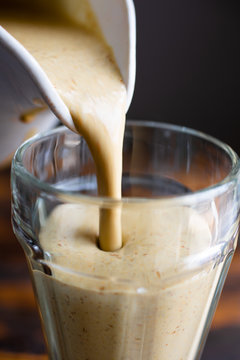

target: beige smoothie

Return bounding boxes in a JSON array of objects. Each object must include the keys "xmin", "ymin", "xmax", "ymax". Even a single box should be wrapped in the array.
[
  {"xmin": 35, "ymin": 203, "xmax": 222, "ymax": 360},
  {"xmin": 1, "ymin": 5, "xmax": 126, "ymax": 251},
  {"xmin": 2, "ymin": 4, "xmax": 223, "ymax": 360}
]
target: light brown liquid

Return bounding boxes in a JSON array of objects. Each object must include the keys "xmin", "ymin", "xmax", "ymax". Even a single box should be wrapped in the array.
[
  {"xmin": 1, "ymin": 8, "xmax": 126, "ymax": 251},
  {"xmin": 2, "ymin": 5, "xmax": 225, "ymax": 360},
  {"xmin": 35, "ymin": 203, "xmax": 223, "ymax": 360}
]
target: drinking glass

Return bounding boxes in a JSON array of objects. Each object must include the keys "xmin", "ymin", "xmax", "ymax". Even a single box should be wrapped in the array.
[{"xmin": 11, "ymin": 120, "xmax": 240, "ymax": 360}]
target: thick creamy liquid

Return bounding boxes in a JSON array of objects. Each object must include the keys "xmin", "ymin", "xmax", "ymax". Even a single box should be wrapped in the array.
[
  {"xmin": 1, "ymin": 11, "xmax": 126, "ymax": 251},
  {"xmin": 2, "ymin": 7, "xmax": 224, "ymax": 360},
  {"xmin": 35, "ymin": 203, "xmax": 222, "ymax": 360}
]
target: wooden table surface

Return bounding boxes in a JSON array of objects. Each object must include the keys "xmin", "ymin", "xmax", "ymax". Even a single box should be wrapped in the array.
[{"xmin": 0, "ymin": 167, "xmax": 240, "ymax": 360}]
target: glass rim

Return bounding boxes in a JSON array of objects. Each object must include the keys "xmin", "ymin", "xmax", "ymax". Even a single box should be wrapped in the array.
[{"xmin": 12, "ymin": 119, "xmax": 240, "ymax": 207}]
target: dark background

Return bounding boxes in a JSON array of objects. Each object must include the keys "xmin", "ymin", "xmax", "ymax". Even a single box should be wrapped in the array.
[{"xmin": 128, "ymin": 0, "xmax": 240, "ymax": 155}]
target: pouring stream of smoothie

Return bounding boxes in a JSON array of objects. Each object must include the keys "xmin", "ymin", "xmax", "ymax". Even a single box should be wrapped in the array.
[{"xmin": 1, "ymin": 8, "xmax": 127, "ymax": 251}]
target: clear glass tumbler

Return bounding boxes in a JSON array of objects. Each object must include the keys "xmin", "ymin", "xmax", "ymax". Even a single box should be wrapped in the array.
[{"xmin": 11, "ymin": 121, "xmax": 240, "ymax": 360}]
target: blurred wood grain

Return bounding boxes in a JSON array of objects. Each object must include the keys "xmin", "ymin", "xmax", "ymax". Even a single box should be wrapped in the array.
[{"xmin": 0, "ymin": 168, "xmax": 239, "ymax": 360}]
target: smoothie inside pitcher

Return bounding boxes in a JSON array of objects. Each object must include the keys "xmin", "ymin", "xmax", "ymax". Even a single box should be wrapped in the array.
[{"xmin": 1, "ymin": 0, "xmax": 126, "ymax": 251}]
